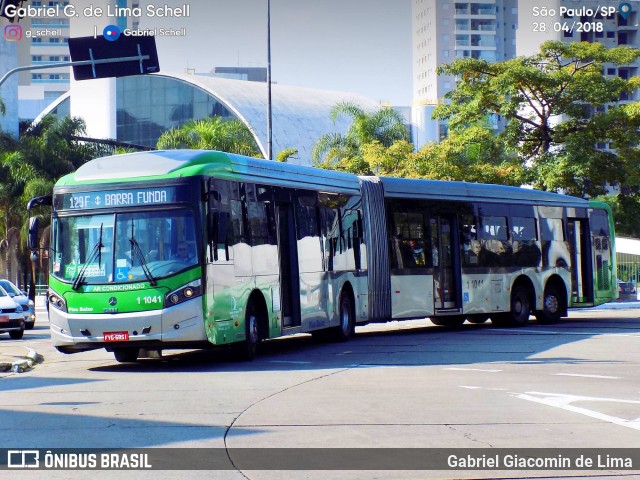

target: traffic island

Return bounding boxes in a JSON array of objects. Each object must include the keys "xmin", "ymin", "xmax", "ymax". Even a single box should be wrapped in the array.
[{"xmin": 0, "ymin": 346, "xmax": 44, "ymax": 373}]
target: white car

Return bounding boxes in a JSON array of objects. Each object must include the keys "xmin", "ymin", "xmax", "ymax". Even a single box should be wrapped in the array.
[
  {"xmin": 0, "ymin": 279, "xmax": 35, "ymax": 329},
  {"xmin": 0, "ymin": 285, "xmax": 24, "ymax": 339}
]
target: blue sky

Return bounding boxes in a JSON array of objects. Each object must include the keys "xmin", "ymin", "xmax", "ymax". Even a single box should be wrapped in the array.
[{"xmin": 143, "ymin": 0, "xmax": 413, "ymax": 105}]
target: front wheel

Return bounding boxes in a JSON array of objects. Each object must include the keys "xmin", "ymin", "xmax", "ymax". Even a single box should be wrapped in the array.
[
  {"xmin": 331, "ymin": 292, "xmax": 355, "ymax": 342},
  {"xmin": 236, "ymin": 301, "xmax": 260, "ymax": 360},
  {"xmin": 9, "ymin": 328, "xmax": 24, "ymax": 340},
  {"xmin": 113, "ymin": 348, "xmax": 139, "ymax": 363}
]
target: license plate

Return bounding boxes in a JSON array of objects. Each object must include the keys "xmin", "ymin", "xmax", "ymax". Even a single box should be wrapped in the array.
[
  {"xmin": 103, "ymin": 331, "xmax": 129, "ymax": 342},
  {"xmin": 0, "ymin": 315, "xmax": 8, "ymax": 323}
]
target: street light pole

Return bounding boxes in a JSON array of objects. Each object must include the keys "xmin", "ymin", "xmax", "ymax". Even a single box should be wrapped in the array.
[{"xmin": 266, "ymin": 0, "xmax": 273, "ymax": 160}]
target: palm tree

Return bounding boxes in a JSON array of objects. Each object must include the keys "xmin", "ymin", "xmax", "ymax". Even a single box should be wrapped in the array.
[
  {"xmin": 312, "ymin": 101, "xmax": 409, "ymax": 167},
  {"xmin": 157, "ymin": 117, "xmax": 261, "ymax": 157}
]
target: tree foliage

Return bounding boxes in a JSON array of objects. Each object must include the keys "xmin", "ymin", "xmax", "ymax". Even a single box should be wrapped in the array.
[
  {"xmin": 312, "ymin": 102, "xmax": 409, "ymax": 168},
  {"xmin": 0, "ymin": 115, "xmax": 103, "ymax": 245},
  {"xmin": 156, "ymin": 116, "xmax": 261, "ymax": 157},
  {"xmin": 434, "ymin": 41, "xmax": 640, "ymax": 199}
]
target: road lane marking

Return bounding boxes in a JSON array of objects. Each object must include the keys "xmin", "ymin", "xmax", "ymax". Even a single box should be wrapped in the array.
[
  {"xmin": 445, "ymin": 367, "xmax": 502, "ymax": 372},
  {"xmin": 495, "ymin": 329, "xmax": 640, "ymax": 337},
  {"xmin": 513, "ymin": 391, "xmax": 640, "ymax": 431},
  {"xmin": 553, "ymin": 373, "xmax": 621, "ymax": 379}
]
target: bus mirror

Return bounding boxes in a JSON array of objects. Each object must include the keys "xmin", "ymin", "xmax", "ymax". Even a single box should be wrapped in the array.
[{"xmin": 27, "ymin": 217, "xmax": 39, "ymax": 251}]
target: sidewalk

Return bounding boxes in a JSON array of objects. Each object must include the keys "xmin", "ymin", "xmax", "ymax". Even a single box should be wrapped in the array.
[{"xmin": 0, "ymin": 295, "xmax": 46, "ymax": 374}]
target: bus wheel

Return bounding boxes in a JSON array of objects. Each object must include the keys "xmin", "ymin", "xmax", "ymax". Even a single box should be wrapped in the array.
[
  {"xmin": 536, "ymin": 285, "xmax": 563, "ymax": 324},
  {"xmin": 237, "ymin": 301, "xmax": 260, "ymax": 360},
  {"xmin": 430, "ymin": 316, "xmax": 466, "ymax": 327},
  {"xmin": 113, "ymin": 348, "xmax": 139, "ymax": 363},
  {"xmin": 331, "ymin": 292, "xmax": 354, "ymax": 342},
  {"xmin": 467, "ymin": 315, "xmax": 489, "ymax": 324},
  {"xmin": 508, "ymin": 286, "xmax": 531, "ymax": 326}
]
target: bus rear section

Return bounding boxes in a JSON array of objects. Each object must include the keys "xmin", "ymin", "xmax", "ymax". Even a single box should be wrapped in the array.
[{"xmin": 361, "ymin": 177, "xmax": 617, "ymax": 327}]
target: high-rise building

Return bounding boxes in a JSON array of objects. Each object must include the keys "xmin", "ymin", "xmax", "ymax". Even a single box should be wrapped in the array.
[
  {"xmin": 16, "ymin": 0, "xmax": 71, "ymax": 121},
  {"xmin": 411, "ymin": 0, "xmax": 518, "ymax": 147},
  {"xmin": 16, "ymin": 0, "xmax": 139, "ymax": 122}
]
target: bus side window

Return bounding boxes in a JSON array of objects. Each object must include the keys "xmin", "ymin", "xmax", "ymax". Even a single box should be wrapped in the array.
[
  {"xmin": 540, "ymin": 217, "xmax": 567, "ymax": 267},
  {"xmin": 479, "ymin": 216, "xmax": 510, "ymax": 267},
  {"xmin": 511, "ymin": 216, "xmax": 540, "ymax": 267},
  {"xmin": 460, "ymin": 214, "xmax": 478, "ymax": 266}
]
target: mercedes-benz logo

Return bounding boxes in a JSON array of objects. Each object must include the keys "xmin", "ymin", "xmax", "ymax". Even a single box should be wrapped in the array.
[{"xmin": 108, "ymin": 297, "xmax": 118, "ymax": 306}]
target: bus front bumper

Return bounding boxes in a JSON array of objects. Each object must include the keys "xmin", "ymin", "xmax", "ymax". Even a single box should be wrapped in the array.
[{"xmin": 49, "ymin": 299, "xmax": 207, "ymax": 353}]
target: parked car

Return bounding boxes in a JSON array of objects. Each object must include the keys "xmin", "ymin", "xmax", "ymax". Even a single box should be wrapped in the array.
[
  {"xmin": 0, "ymin": 285, "xmax": 24, "ymax": 339},
  {"xmin": 0, "ymin": 279, "xmax": 35, "ymax": 329},
  {"xmin": 617, "ymin": 279, "xmax": 636, "ymax": 295}
]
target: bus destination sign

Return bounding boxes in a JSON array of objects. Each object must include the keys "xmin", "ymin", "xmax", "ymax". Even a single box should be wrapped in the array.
[{"xmin": 55, "ymin": 186, "xmax": 188, "ymax": 210}]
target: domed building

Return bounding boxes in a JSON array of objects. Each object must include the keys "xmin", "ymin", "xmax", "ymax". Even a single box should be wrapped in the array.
[{"xmin": 39, "ymin": 71, "xmax": 380, "ymax": 165}]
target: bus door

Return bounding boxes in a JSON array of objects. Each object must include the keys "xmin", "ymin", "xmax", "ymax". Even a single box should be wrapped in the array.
[
  {"xmin": 430, "ymin": 216, "xmax": 463, "ymax": 312},
  {"xmin": 589, "ymin": 209, "xmax": 614, "ymax": 302},
  {"xmin": 276, "ymin": 203, "xmax": 301, "ymax": 328},
  {"xmin": 567, "ymin": 218, "xmax": 593, "ymax": 303}
]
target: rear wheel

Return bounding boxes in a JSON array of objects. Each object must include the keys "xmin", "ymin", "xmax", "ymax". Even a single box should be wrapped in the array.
[
  {"xmin": 508, "ymin": 286, "xmax": 531, "ymax": 326},
  {"xmin": 536, "ymin": 285, "xmax": 563, "ymax": 324},
  {"xmin": 9, "ymin": 328, "xmax": 24, "ymax": 340},
  {"xmin": 492, "ymin": 286, "xmax": 531, "ymax": 327},
  {"xmin": 113, "ymin": 348, "xmax": 139, "ymax": 363}
]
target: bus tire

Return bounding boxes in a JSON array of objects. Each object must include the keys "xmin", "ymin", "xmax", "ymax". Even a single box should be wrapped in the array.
[
  {"xmin": 237, "ymin": 301, "xmax": 261, "ymax": 360},
  {"xmin": 331, "ymin": 291, "xmax": 355, "ymax": 342},
  {"xmin": 508, "ymin": 286, "xmax": 531, "ymax": 326},
  {"xmin": 536, "ymin": 285, "xmax": 563, "ymax": 324},
  {"xmin": 467, "ymin": 315, "xmax": 489, "ymax": 324},
  {"xmin": 113, "ymin": 348, "xmax": 139, "ymax": 363},
  {"xmin": 430, "ymin": 316, "xmax": 466, "ymax": 327}
]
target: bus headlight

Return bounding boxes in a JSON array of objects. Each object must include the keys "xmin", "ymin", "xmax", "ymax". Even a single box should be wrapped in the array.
[
  {"xmin": 48, "ymin": 291, "xmax": 67, "ymax": 312},
  {"xmin": 165, "ymin": 279, "xmax": 202, "ymax": 308}
]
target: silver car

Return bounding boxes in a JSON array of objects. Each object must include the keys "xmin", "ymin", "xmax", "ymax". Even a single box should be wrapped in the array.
[
  {"xmin": 0, "ymin": 285, "xmax": 24, "ymax": 339},
  {"xmin": 0, "ymin": 280, "xmax": 35, "ymax": 329}
]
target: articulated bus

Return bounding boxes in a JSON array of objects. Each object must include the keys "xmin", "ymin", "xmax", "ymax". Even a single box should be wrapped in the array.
[{"xmin": 28, "ymin": 150, "xmax": 617, "ymax": 362}]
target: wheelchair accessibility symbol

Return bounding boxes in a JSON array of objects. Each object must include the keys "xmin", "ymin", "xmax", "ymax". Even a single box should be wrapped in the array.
[{"xmin": 116, "ymin": 267, "xmax": 129, "ymax": 281}]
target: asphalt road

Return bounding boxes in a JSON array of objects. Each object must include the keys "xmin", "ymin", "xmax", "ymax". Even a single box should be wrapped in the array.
[{"xmin": 1, "ymin": 302, "xmax": 640, "ymax": 479}]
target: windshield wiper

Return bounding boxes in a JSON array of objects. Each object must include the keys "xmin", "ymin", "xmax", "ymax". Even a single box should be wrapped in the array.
[
  {"xmin": 72, "ymin": 224, "xmax": 103, "ymax": 290},
  {"xmin": 129, "ymin": 221, "xmax": 157, "ymax": 286}
]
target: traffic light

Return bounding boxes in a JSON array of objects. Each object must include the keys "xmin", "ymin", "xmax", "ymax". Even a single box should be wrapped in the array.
[{"xmin": 0, "ymin": 0, "xmax": 26, "ymax": 23}]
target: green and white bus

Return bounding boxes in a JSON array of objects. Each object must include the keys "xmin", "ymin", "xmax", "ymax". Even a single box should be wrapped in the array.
[{"xmin": 28, "ymin": 150, "xmax": 617, "ymax": 362}]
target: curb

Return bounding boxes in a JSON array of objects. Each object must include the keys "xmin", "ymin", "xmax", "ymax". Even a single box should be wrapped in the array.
[{"xmin": 0, "ymin": 348, "xmax": 44, "ymax": 373}]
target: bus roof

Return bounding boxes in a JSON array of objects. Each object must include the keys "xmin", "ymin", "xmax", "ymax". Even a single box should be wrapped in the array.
[
  {"xmin": 378, "ymin": 176, "xmax": 589, "ymax": 208},
  {"xmin": 61, "ymin": 150, "xmax": 589, "ymax": 208},
  {"xmin": 60, "ymin": 150, "xmax": 361, "ymax": 194}
]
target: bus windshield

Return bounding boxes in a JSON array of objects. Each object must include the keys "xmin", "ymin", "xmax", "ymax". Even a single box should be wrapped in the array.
[{"xmin": 50, "ymin": 209, "xmax": 199, "ymax": 284}]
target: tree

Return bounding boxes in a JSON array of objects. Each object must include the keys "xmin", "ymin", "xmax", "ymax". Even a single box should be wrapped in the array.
[
  {"xmin": 413, "ymin": 126, "xmax": 526, "ymax": 185},
  {"xmin": 434, "ymin": 41, "xmax": 640, "ymax": 199},
  {"xmin": 312, "ymin": 101, "xmax": 409, "ymax": 168},
  {"xmin": 157, "ymin": 117, "xmax": 261, "ymax": 157}
]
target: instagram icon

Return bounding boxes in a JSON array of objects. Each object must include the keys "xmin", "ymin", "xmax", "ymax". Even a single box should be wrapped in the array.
[{"xmin": 4, "ymin": 24, "xmax": 22, "ymax": 42}]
